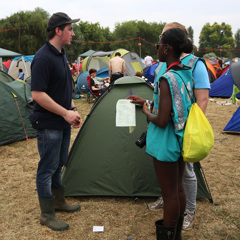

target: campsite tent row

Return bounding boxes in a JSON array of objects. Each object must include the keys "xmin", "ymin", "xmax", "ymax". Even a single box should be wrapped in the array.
[
  {"xmin": 209, "ymin": 62, "xmax": 240, "ymax": 98},
  {"xmin": 81, "ymin": 48, "xmax": 145, "ymax": 76},
  {"xmin": 143, "ymin": 58, "xmax": 221, "ymax": 84},
  {"xmin": 76, "ymin": 49, "xmax": 145, "ymax": 93},
  {"xmin": 0, "ymin": 47, "xmax": 33, "ymax": 80}
]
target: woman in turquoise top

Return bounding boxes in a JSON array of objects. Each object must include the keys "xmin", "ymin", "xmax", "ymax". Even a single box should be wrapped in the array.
[{"xmin": 128, "ymin": 28, "xmax": 194, "ymax": 240}]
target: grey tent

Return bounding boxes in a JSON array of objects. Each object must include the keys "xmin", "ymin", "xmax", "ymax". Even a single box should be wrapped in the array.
[
  {"xmin": 79, "ymin": 50, "xmax": 95, "ymax": 58},
  {"xmin": 230, "ymin": 62, "xmax": 240, "ymax": 89},
  {"xmin": 82, "ymin": 50, "xmax": 114, "ymax": 72},
  {"xmin": 62, "ymin": 76, "xmax": 213, "ymax": 202},
  {"xmin": 122, "ymin": 52, "xmax": 145, "ymax": 76}
]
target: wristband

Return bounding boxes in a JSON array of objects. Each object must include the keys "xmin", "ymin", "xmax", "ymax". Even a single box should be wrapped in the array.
[{"xmin": 71, "ymin": 107, "xmax": 77, "ymax": 111}]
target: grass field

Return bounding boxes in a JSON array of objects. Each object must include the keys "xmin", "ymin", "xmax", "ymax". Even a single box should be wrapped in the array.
[{"xmin": 0, "ymin": 95, "xmax": 240, "ymax": 240}]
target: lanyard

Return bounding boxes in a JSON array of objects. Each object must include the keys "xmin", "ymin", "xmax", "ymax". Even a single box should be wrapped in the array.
[{"xmin": 166, "ymin": 60, "xmax": 181, "ymax": 72}]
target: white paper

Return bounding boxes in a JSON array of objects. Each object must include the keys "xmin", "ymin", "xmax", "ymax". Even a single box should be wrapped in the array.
[
  {"xmin": 116, "ymin": 99, "xmax": 136, "ymax": 127},
  {"xmin": 93, "ymin": 226, "xmax": 104, "ymax": 232}
]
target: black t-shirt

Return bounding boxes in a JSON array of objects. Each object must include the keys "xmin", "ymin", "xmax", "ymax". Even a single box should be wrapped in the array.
[
  {"xmin": 90, "ymin": 78, "xmax": 95, "ymax": 88},
  {"xmin": 29, "ymin": 40, "xmax": 73, "ymax": 130}
]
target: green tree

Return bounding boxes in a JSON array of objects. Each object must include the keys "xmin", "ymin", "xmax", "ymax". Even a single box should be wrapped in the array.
[
  {"xmin": 235, "ymin": 29, "xmax": 240, "ymax": 48},
  {"xmin": 199, "ymin": 22, "xmax": 235, "ymax": 58},
  {"xmin": 0, "ymin": 8, "xmax": 49, "ymax": 55},
  {"xmin": 187, "ymin": 26, "xmax": 194, "ymax": 44},
  {"xmin": 202, "ymin": 52, "xmax": 217, "ymax": 59},
  {"xmin": 65, "ymin": 21, "xmax": 113, "ymax": 61},
  {"xmin": 234, "ymin": 29, "xmax": 240, "ymax": 57},
  {"xmin": 111, "ymin": 20, "xmax": 165, "ymax": 59}
]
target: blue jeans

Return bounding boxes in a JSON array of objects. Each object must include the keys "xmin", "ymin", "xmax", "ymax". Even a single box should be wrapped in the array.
[{"xmin": 36, "ymin": 127, "xmax": 71, "ymax": 198}]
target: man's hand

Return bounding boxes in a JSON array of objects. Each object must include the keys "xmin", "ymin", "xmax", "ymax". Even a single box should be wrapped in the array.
[{"xmin": 63, "ymin": 110, "xmax": 82, "ymax": 128}]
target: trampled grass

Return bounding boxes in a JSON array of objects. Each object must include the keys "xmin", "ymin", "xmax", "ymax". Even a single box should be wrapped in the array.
[{"xmin": 0, "ymin": 96, "xmax": 239, "ymax": 240}]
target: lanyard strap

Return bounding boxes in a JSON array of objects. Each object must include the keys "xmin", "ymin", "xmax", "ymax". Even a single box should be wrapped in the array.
[{"xmin": 166, "ymin": 60, "xmax": 181, "ymax": 72}]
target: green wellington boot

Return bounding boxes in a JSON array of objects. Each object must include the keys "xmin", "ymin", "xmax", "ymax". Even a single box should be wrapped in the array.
[
  {"xmin": 155, "ymin": 219, "xmax": 176, "ymax": 240},
  {"xmin": 52, "ymin": 187, "xmax": 80, "ymax": 212},
  {"xmin": 39, "ymin": 198, "xmax": 69, "ymax": 231}
]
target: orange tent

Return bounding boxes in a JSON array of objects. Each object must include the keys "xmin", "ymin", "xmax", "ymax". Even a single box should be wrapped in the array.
[{"xmin": 205, "ymin": 60, "xmax": 217, "ymax": 83}]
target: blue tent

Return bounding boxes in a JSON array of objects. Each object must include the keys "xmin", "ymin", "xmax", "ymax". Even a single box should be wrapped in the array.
[
  {"xmin": 209, "ymin": 64, "xmax": 240, "ymax": 98},
  {"xmin": 144, "ymin": 63, "xmax": 158, "ymax": 83},
  {"xmin": 76, "ymin": 71, "xmax": 89, "ymax": 93},
  {"xmin": 223, "ymin": 106, "xmax": 240, "ymax": 134},
  {"xmin": 96, "ymin": 67, "xmax": 109, "ymax": 78}
]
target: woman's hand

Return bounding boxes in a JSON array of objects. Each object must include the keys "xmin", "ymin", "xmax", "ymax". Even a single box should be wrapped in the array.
[
  {"xmin": 126, "ymin": 95, "xmax": 146, "ymax": 105},
  {"xmin": 142, "ymin": 102, "xmax": 150, "ymax": 114}
]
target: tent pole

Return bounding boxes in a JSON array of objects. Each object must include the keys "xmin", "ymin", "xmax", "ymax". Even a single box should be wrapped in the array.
[{"xmin": 21, "ymin": 56, "xmax": 29, "ymax": 78}]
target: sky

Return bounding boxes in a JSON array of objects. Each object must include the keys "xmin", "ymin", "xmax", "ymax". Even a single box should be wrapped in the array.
[{"xmin": 1, "ymin": 0, "xmax": 239, "ymax": 47}]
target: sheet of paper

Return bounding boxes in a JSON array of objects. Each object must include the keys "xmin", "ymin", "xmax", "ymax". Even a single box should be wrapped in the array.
[
  {"xmin": 93, "ymin": 226, "xmax": 104, "ymax": 232},
  {"xmin": 116, "ymin": 99, "xmax": 136, "ymax": 127}
]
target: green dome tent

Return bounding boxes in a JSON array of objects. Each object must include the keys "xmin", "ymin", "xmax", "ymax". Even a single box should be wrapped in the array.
[
  {"xmin": 0, "ymin": 77, "xmax": 36, "ymax": 145},
  {"xmin": 62, "ymin": 76, "xmax": 213, "ymax": 201},
  {"xmin": 0, "ymin": 69, "xmax": 14, "ymax": 83}
]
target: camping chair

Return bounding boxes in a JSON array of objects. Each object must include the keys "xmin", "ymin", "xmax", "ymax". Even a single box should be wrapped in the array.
[{"xmin": 87, "ymin": 76, "xmax": 101, "ymax": 104}]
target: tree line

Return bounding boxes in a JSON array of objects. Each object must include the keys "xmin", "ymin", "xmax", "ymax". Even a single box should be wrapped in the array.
[{"xmin": 0, "ymin": 8, "xmax": 240, "ymax": 61}]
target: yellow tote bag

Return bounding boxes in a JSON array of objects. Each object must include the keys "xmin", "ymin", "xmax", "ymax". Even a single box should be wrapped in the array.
[{"xmin": 182, "ymin": 103, "xmax": 214, "ymax": 162}]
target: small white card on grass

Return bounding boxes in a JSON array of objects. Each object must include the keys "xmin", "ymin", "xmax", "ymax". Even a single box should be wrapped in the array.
[{"xmin": 93, "ymin": 226, "xmax": 104, "ymax": 232}]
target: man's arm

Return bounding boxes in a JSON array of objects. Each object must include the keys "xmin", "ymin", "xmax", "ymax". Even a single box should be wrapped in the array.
[
  {"xmin": 192, "ymin": 60, "xmax": 210, "ymax": 114},
  {"xmin": 108, "ymin": 61, "xmax": 112, "ymax": 77},
  {"xmin": 194, "ymin": 89, "xmax": 209, "ymax": 114},
  {"xmin": 32, "ymin": 91, "xmax": 81, "ymax": 126},
  {"xmin": 122, "ymin": 60, "xmax": 126, "ymax": 76}
]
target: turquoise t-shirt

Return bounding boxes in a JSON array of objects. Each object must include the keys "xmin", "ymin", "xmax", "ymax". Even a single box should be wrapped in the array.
[{"xmin": 146, "ymin": 67, "xmax": 194, "ymax": 162}]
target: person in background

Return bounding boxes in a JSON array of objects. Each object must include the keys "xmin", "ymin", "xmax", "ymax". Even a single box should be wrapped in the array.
[
  {"xmin": 135, "ymin": 71, "xmax": 143, "ymax": 78},
  {"xmin": 128, "ymin": 27, "xmax": 194, "ymax": 239},
  {"xmin": 87, "ymin": 68, "xmax": 109, "ymax": 94},
  {"xmin": 148, "ymin": 22, "xmax": 210, "ymax": 233},
  {"xmin": 135, "ymin": 71, "xmax": 148, "ymax": 81},
  {"xmin": 16, "ymin": 68, "xmax": 24, "ymax": 80},
  {"xmin": 71, "ymin": 64, "xmax": 76, "ymax": 77},
  {"xmin": 216, "ymin": 67, "xmax": 222, "ymax": 78},
  {"xmin": 218, "ymin": 57, "xmax": 223, "ymax": 68},
  {"xmin": 29, "ymin": 12, "xmax": 81, "ymax": 231},
  {"xmin": 109, "ymin": 52, "xmax": 126, "ymax": 83},
  {"xmin": 144, "ymin": 53, "xmax": 153, "ymax": 66}
]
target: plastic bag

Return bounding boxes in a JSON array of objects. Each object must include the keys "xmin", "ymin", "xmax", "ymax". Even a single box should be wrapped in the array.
[{"xmin": 182, "ymin": 103, "xmax": 214, "ymax": 162}]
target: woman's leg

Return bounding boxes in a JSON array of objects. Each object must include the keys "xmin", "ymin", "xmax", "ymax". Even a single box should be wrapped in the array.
[
  {"xmin": 178, "ymin": 157, "xmax": 186, "ymax": 216},
  {"xmin": 153, "ymin": 157, "xmax": 179, "ymax": 226}
]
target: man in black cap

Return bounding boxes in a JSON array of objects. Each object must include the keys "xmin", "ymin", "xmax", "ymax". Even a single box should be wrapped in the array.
[{"xmin": 29, "ymin": 12, "xmax": 81, "ymax": 231}]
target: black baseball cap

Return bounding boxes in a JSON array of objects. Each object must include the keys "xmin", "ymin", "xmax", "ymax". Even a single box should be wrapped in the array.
[{"xmin": 47, "ymin": 12, "xmax": 80, "ymax": 31}]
